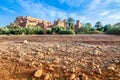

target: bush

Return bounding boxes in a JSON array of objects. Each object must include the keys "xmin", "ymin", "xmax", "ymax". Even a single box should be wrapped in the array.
[
  {"xmin": 96, "ymin": 27, "xmax": 104, "ymax": 32},
  {"xmin": 9, "ymin": 28, "xmax": 23, "ymax": 35},
  {"xmin": 24, "ymin": 26, "xmax": 44, "ymax": 35},
  {"xmin": 88, "ymin": 30, "xmax": 104, "ymax": 34},
  {"xmin": 51, "ymin": 26, "xmax": 65, "ymax": 33},
  {"xmin": 77, "ymin": 27, "xmax": 85, "ymax": 34},
  {"xmin": 76, "ymin": 26, "xmax": 91, "ymax": 34},
  {"xmin": 24, "ymin": 27, "xmax": 36, "ymax": 34},
  {"xmin": 103, "ymin": 24, "xmax": 112, "ymax": 32},
  {"xmin": 0, "ymin": 28, "xmax": 10, "ymax": 35},
  {"xmin": 36, "ymin": 29, "xmax": 44, "ymax": 34},
  {"xmin": 58, "ymin": 29, "xmax": 75, "ymax": 34},
  {"xmin": 106, "ymin": 26, "xmax": 120, "ymax": 35},
  {"xmin": 0, "ymin": 26, "xmax": 45, "ymax": 35},
  {"xmin": 46, "ymin": 29, "xmax": 52, "ymax": 34}
]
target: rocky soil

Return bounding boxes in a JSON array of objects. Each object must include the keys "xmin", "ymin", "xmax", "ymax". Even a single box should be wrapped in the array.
[{"xmin": 0, "ymin": 34, "xmax": 120, "ymax": 80}]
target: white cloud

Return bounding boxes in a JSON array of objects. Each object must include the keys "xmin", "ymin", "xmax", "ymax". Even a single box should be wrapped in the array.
[
  {"xmin": 1, "ymin": 0, "xmax": 120, "ymax": 26},
  {"xmin": 16, "ymin": 0, "xmax": 86, "ymax": 22},
  {"xmin": 99, "ymin": 11, "xmax": 110, "ymax": 16},
  {"xmin": 12, "ymin": 0, "xmax": 120, "ymax": 26},
  {"xmin": 88, "ymin": 0, "xmax": 101, "ymax": 10},
  {"xmin": 85, "ymin": 0, "xmax": 120, "ymax": 25},
  {"xmin": 108, "ymin": 15, "xmax": 120, "ymax": 19},
  {"xmin": 60, "ymin": 0, "xmax": 84, "ymax": 7},
  {"xmin": 0, "ymin": 7, "xmax": 15, "ymax": 13},
  {"xmin": 99, "ymin": 10, "xmax": 117, "ymax": 16}
]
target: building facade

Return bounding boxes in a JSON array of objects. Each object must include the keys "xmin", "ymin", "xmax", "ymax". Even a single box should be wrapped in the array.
[{"xmin": 14, "ymin": 16, "xmax": 82, "ymax": 30}]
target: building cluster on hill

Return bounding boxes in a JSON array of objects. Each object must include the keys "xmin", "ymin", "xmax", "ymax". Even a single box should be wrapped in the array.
[{"xmin": 13, "ymin": 16, "xmax": 82, "ymax": 30}]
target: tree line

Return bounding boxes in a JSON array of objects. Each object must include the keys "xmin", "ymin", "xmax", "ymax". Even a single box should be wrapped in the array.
[{"xmin": 0, "ymin": 17, "xmax": 120, "ymax": 35}]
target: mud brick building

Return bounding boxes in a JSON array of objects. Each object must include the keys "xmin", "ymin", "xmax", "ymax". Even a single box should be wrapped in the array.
[
  {"xmin": 54, "ymin": 18, "xmax": 67, "ymax": 28},
  {"xmin": 14, "ymin": 16, "xmax": 53, "ymax": 29},
  {"xmin": 14, "ymin": 16, "xmax": 82, "ymax": 30}
]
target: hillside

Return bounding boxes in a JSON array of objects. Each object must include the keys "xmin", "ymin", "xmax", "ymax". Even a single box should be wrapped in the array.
[{"xmin": 114, "ymin": 22, "xmax": 120, "ymax": 27}]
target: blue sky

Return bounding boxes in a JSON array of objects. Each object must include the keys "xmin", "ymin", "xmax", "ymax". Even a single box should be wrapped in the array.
[{"xmin": 0, "ymin": 0, "xmax": 120, "ymax": 26}]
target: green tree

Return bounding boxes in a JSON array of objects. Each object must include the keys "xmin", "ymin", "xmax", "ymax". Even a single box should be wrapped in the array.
[
  {"xmin": 77, "ymin": 23, "xmax": 92, "ymax": 33},
  {"xmin": 103, "ymin": 24, "xmax": 112, "ymax": 32},
  {"xmin": 67, "ymin": 18, "xmax": 75, "ymax": 30},
  {"xmin": 95, "ymin": 21, "xmax": 103, "ymax": 31},
  {"xmin": 95, "ymin": 21, "xmax": 102, "ymax": 28},
  {"xmin": 106, "ymin": 26, "xmax": 120, "ymax": 35},
  {"xmin": 84, "ymin": 23, "xmax": 92, "ymax": 32}
]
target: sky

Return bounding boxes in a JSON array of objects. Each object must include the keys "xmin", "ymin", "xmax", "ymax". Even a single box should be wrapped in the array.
[{"xmin": 0, "ymin": 0, "xmax": 120, "ymax": 26}]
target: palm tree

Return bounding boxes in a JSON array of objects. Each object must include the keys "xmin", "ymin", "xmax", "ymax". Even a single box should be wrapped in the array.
[{"xmin": 67, "ymin": 18, "xmax": 75, "ymax": 30}]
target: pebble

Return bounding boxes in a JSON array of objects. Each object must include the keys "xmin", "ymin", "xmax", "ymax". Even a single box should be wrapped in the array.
[
  {"xmin": 23, "ymin": 40, "xmax": 28, "ymax": 44},
  {"xmin": 70, "ymin": 74, "xmax": 76, "ymax": 80},
  {"xmin": 115, "ymin": 72, "xmax": 120, "ymax": 77},
  {"xmin": 94, "ymin": 68, "xmax": 102, "ymax": 74},
  {"xmin": 89, "ymin": 50, "xmax": 101, "ymax": 56},
  {"xmin": 34, "ymin": 70, "xmax": 43, "ymax": 78},
  {"xmin": 44, "ymin": 73, "xmax": 50, "ymax": 80},
  {"xmin": 70, "ymin": 67, "xmax": 76, "ymax": 73},
  {"xmin": 53, "ymin": 58, "xmax": 60, "ymax": 63},
  {"xmin": 82, "ymin": 74, "xmax": 88, "ymax": 80},
  {"xmin": 107, "ymin": 66, "xmax": 115, "ymax": 71},
  {"xmin": 114, "ymin": 59, "xmax": 120, "ymax": 64}
]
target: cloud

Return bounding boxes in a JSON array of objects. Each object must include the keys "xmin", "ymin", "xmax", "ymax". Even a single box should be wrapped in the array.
[
  {"xmin": 0, "ymin": 0, "xmax": 120, "ymax": 26},
  {"xmin": 108, "ymin": 15, "xmax": 120, "ymax": 19},
  {"xmin": 60, "ymin": 0, "xmax": 84, "ymax": 7},
  {"xmin": 99, "ymin": 11, "xmax": 110, "ymax": 16},
  {"xmin": 88, "ymin": 0, "xmax": 101, "ymax": 10},
  {"xmin": 0, "ymin": 7, "xmax": 15, "ymax": 13},
  {"xmin": 8, "ymin": 0, "xmax": 120, "ymax": 25},
  {"xmin": 85, "ymin": 0, "xmax": 120, "ymax": 25},
  {"xmin": 99, "ymin": 9, "xmax": 117, "ymax": 16},
  {"xmin": 16, "ymin": 0, "xmax": 86, "ymax": 22}
]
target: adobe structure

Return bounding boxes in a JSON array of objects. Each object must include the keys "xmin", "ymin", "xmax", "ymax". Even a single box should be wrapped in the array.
[
  {"xmin": 14, "ymin": 16, "xmax": 53, "ymax": 29},
  {"xmin": 54, "ymin": 18, "xmax": 67, "ymax": 28},
  {"xmin": 14, "ymin": 16, "xmax": 82, "ymax": 30},
  {"xmin": 75, "ymin": 20, "xmax": 82, "ymax": 32}
]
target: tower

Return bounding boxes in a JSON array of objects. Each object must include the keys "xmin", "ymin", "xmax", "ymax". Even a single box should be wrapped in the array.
[{"xmin": 75, "ymin": 20, "xmax": 82, "ymax": 32}]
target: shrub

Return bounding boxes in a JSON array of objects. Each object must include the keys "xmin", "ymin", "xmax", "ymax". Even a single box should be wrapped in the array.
[
  {"xmin": 88, "ymin": 30, "xmax": 104, "ymax": 34},
  {"xmin": 103, "ymin": 24, "xmax": 112, "ymax": 32},
  {"xmin": 0, "ymin": 26, "xmax": 45, "ymax": 35},
  {"xmin": 36, "ymin": 29, "xmax": 44, "ymax": 34},
  {"xmin": 58, "ymin": 29, "xmax": 75, "ymax": 34},
  {"xmin": 96, "ymin": 27, "xmax": 104, "ymax": 32},
  {"xmin": 76, "ymin": 26, "xmax": 91, "ymax": 34},
  {"xmin": 46, "ymin": 29, "xmax": 52, "ymax": 34},
  {"xmin": 51, "ymin": 26, "xmax": 65, "ymax": 33},
  {"xmin": 24, "ymin": 26, "xmax": 44, "ymax": 35},
  {"xmin": 0, "ymin": 28, "xmax": 10, "ymax": 35},
  {"xmin": 24, "ymin": 27, "xmax": 35, "ymax": 34},
  {"xmin": 105, "ymin": 26, "xmax": 120, "ymax": 35},
  {"xmin": 0, "ymin": 28, "xmax": 3, "ymax": 34},
  {"xmin": 9, "ymin": 28, "xmax": 23, "ymax": 35}
]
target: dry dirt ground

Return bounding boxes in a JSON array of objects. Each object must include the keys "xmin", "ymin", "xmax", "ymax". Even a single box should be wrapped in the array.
[{"xmin": 0, "ymin": 34, "xmax": 120, "ymax": 80}]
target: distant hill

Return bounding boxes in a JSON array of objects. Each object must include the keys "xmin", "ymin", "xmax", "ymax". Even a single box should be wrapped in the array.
[{"xmin": 114, "ymin": 22, "xmax": 120, "ymax": 27}]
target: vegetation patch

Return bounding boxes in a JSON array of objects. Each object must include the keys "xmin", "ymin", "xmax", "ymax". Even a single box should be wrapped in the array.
[
  {"xmin": 105, "ymin": 27, "xmax": 120, "ymax": 35},
  {"xmin": 58, "ymin": 29, "xmax": 75, "ymax": 34}
]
